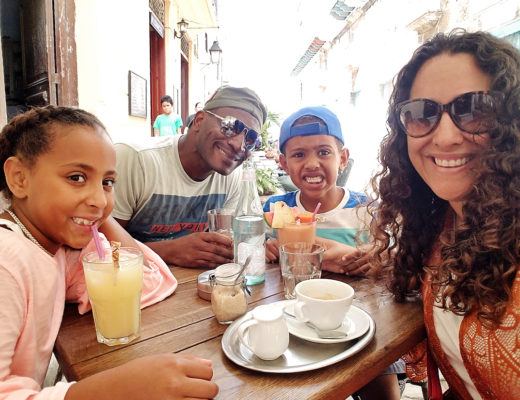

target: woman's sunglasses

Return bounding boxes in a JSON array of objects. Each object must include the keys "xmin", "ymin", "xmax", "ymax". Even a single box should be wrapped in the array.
[
  {"xmin": 396, "ymin": 91, "xmax": 500, "ymax": 138},
  {"xmin": 204, "ymin": 110, "xmax": 259, "ymax": 151}
]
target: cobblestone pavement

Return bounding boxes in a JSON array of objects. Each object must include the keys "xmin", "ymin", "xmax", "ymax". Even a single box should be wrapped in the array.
[
  {"xmin": 402, "ymin": 374, "xmax": 448, "ymax": 400},
  {"xmin": 402, "ymin": 382, "xmax": 427, "ymax": 400},
  {"xmin": 346, "ymin": 375, "xmax": 448, "ymax": 400}
]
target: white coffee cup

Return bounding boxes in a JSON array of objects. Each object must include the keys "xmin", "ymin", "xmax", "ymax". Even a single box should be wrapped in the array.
[
  {"xmin": 237, "ymin": 304, "xmax": 289, "ymax": 360},
  {"xmin": 294, "ymin": 279, "xmax": 354, "ymax": 331}
]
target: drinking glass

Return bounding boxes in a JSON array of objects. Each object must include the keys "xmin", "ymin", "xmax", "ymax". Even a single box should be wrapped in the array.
[
  {"xmin": 277, "ymin": 221, "xmax": 316, "ymax": 247},
  {"xmin": 207, "ymin": 208, "xmax": 234, "ymax": 240},
  {"xmin": 82, "ymin": 247, "xmax": 143, "ymax": 346},
  {"xmin": 279, "ymin": 242, "xmax": 324, "ymax": 299}
]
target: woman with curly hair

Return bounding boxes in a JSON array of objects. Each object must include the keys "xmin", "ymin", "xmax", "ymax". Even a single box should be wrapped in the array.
[{"xmin": 366, "ymin": 30, "xmax": 520, "ymax": 399}]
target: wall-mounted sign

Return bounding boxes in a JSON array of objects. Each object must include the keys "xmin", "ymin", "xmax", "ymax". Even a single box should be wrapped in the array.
[
  {"xmin": 149, "ymin": 11, "xmax": 164, "ymax": 38},
  {"xmin": 128, "ymin": 71, "xmax": 147, "ymax": 118}
]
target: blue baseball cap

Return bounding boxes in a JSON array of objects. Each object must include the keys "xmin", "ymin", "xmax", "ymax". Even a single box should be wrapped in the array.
[{"xmin": 279, "ymin": 106, "xmax": 344, "ymax": 152}]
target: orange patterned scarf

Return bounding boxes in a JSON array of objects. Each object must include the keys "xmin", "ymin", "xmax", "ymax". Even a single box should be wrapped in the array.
[{"xmin": 420, "ymin": 271, "xmax": 520, "ymax": 399}]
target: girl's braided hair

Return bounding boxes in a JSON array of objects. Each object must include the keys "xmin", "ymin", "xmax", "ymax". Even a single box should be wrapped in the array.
[{"xmin": 0, "ymin": 105, "xmax": 107, "ymax": 200}]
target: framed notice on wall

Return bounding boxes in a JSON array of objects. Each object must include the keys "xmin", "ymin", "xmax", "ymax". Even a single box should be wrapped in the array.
[{"xmin": 128, "ymin": 71, "xmax": 147, "ymax": 118}]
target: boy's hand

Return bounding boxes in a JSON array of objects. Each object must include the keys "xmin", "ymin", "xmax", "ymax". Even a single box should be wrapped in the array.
[
  {"xmin": 318, "ymin": 238, "xmax": 374, "ymax": 277},
  {"xmin": 265, "ymin": 238, "xmax": 280, "ymax": 262},
  {"xmin": 320, "ymin": 240, "xmax": 360, "ymax": 274},
  {"xmin": 340, "ymin": 248, "xmax": 373, "ymax": 276}
]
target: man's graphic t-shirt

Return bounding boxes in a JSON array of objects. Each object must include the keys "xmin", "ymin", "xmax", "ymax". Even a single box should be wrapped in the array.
[{"xmin": 113, "ymin": 136, "xmax": 242, "ymax": 242}]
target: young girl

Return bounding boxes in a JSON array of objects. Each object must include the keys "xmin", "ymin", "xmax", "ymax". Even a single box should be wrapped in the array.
[
  {"xmin": 0, "ymin": 106, "xmax": 219, "ymax": 399},
  {"xmin": 365, "ymin": 30, "xmax": 520, "ymax": 398}
]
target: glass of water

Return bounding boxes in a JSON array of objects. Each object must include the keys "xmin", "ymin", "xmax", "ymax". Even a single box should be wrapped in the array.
[
  {"xmin": 207, "ymin": 208, "xmax": 234, "ymax": 239},
  {"xmin": 279, "ymin": 243, "xmax": 325, "ymax": 299}
]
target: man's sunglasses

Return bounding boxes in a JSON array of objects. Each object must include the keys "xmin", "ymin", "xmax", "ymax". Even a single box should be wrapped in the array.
[
  {"xmin": 396, "ymin": 91, "xmax": 500, "ymax": 138},
  {"xmin": 204, "ymin": 110, "xmax": 259, "ymax": 151}
]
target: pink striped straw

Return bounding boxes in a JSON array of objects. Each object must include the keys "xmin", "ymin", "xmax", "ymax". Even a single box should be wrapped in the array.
[
  {"xmin": 312, "ymin": 202, "xmax": 321, "ymax": 222},
  {"xmin": 90, "ymin": 225, "xmax": 105, "ymax": 260}
]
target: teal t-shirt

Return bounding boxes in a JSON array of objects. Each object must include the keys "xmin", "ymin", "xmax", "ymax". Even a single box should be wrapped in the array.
[{"xmin": 153, "ymin": 113, "xmax": 183, "ymax": 136}]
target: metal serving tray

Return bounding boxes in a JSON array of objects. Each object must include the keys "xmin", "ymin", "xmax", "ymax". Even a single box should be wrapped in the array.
[{"xmin": 221, "ymin": 303, "xmax": 375, "ymax": 373}]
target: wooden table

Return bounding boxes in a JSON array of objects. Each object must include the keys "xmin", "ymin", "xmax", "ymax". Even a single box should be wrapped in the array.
[{"xmin": 55, "ymin": 264, "xmax": 425, "ymax": 399}]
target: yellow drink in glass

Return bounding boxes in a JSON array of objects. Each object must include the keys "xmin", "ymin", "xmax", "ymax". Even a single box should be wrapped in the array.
[
  {"xmin": 83, "ymin": 248, "xmax": 143, "ymax": 346},
  {"xmin": 278, "ymin": 221, "xmax": 316, "ymax": 247}
]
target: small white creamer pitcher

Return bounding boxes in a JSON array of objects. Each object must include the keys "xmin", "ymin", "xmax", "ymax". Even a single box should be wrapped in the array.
[{"xmin": 237, "ymin": 304, "xmax": 289, "ymax": 360}]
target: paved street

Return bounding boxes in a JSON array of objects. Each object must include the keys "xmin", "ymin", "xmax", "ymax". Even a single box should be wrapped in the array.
[{"xmin": 402, "ymin": 374, "xmax": 448, "ymax": 400}]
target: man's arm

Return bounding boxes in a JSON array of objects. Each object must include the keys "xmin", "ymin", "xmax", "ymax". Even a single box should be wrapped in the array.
[
  {"xmin": 100, "ymin": 216, "xmax": 138, "ymax": 248},
  {"xmin": 113, "ymin": 217, "xmax": 233, "ymax": 268}
]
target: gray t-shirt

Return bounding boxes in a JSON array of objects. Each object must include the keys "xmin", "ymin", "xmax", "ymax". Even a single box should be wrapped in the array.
[{"xmin": 113, "ymin": 136, "xmax": 242, "ymax": 242}]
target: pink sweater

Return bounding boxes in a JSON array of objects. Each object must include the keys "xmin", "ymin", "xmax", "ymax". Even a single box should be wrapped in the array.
[{"xmin": 0, "ymin": 220, "xmax": 177, "ymax": 399}]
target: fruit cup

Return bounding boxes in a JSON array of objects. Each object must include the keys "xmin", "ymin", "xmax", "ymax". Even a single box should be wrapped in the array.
[
  {"xmin": 264, "ymin": 201, "xmax": 316, "ymax": 246},
  {"xmin": 278, "ymin": 220, "xmax": 316, "ymax": 246}
]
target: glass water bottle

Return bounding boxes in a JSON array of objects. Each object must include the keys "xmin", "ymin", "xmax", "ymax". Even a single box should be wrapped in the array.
[{"xmin": 233, "ymin": 159, "xmax": 266, "ymax": 285}]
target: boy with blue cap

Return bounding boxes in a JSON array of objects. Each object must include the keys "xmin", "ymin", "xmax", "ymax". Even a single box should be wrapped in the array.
[
  {"xmin": 264, "ymin": 105, "xmax": 405, "ymax": 399},
  {"xmin": 264, "ymin": 106, "xmax": 370, "ymax": 272}
]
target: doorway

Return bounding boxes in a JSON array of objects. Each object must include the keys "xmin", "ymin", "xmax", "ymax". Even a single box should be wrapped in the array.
[
  {"xmin": 1, "ymin": 0, "xmax": 77, "ymax": 120},
  {"xmin": 149, "ymin": 28, "xmax": 165, "ymax": 134},
  {"xmin": 180, "ymin": 55, "xmax": 189, "ymax": 126}
]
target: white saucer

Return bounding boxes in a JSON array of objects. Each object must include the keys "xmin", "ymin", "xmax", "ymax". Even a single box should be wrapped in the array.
[
  {"xmin": 282, "ymin": 301, "xmax": 371, "ymax": 344},
  {"xmin": 221, "ymin": 302, "xmax": 376, "ymax": 373}
]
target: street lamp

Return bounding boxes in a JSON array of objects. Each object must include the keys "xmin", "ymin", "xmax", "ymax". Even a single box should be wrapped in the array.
[
  {"xmin": 209, "ymin": 40, "xmax": 222, "ymax": 64},
  {"xmin": 174, "ymin": 18, "xmax": 189, "ymax": 39}
]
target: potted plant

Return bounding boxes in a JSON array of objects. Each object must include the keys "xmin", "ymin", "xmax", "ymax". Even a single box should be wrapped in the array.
[
  {"xmin": 258, "ymin": 111, "xmax": 280, "ymax": 151},
  {"xmin": 255, "ymin": 110, "xmax": 281, "ymax": 196},
  {"xmin": 256, "ymin": 168, "xmax": 281, "ymax": 196}
]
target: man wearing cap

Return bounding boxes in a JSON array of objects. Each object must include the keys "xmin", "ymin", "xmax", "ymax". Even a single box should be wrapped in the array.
[{"xmin": 111, "ymin": 86, "xmax": 267, "ymax": 268}]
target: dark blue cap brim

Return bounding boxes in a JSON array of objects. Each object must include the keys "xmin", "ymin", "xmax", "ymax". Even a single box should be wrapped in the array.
[{"xmin": 290, "ymin": 122, "xmax": 329, "ymax": 136}]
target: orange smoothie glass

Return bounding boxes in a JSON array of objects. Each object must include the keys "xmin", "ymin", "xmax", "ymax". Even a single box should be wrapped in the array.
[{"xmin": 277, "ymin": 221, "xmax": 317, "ymax": 246}]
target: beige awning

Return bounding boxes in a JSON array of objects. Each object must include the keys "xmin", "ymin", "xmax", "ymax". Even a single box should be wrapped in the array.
[{"xmin": 176, "ymin": 0, "xmax": 218, "ymax": 29}]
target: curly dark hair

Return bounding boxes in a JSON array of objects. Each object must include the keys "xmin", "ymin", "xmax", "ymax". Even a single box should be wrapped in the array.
[
  {"xmin": 369, "ymin": 30, "xmax": 520, "ymax": 326},
  {"xmin": 0, "ymin": 105, "xmax": 107, "ymax": 200}
]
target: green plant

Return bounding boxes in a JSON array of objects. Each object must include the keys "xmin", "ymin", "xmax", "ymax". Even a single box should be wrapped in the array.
[
  {"xmin": 259, "ymin": 111, "xmax": 281, "ymax": 151},
  {"xmin": 256, "ymin": 168, "xmax": 280, "ymax": 196}
]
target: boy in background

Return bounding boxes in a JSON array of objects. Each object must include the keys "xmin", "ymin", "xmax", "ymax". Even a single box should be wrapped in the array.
[{"xmin": 153, "ymin": 95, "xmax": 183, "ymax": 136}]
